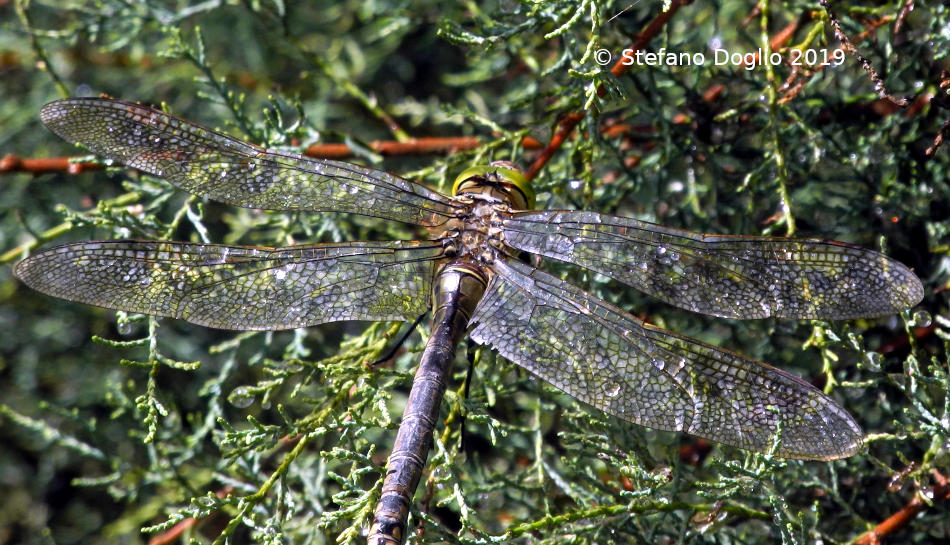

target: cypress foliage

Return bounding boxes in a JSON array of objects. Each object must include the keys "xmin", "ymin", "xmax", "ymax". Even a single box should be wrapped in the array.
[{"xmin": 1, "ymin": 1, "xmax": 947, "ymax": 544}]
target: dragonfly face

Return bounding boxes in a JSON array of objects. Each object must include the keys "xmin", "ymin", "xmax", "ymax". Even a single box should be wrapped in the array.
[{"xmin": 15, "ymin": 97, "xmax": 924, "ymax": 544}]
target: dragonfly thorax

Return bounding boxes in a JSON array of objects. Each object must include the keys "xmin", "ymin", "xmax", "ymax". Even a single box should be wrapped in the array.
[
  {"xmin": 439, "ymin": 195, "xmax": 510, "ymax": 266},
  {"xmin": 438, "ymin": 163, "xmax": 531, "ymax": 266}
]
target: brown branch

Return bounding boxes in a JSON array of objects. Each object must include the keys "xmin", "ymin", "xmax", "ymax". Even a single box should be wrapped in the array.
[
  {"xmin": 1, "ymin": 135, "xmax": 542, "ymax": 176},
  {"xmin": 820, "ymin": 0, "xmax": 908, "ymax": 106},
  {"xmin": 926, "ymin": 117, "xmax": 950, "ymax": 157},
  {"xmin": 894, "ymin": 0, "xmax": 915, "ymax": 35},
  {"xmin": 778, "ymin": 14, "xmax": 894, "ymax": 105},
  {"xmin": 303, "ymin": 136, "xmax": 487, "ymax": 158},
  {"xmin": 0, "ymin": 154, "xmax": 104, "ymax": 175},
  {"xmin": 524, "ymin": 0, "xmax": 693, "ymax": 181},
  {"xmin": 855, "ymin": 470, "xmax": 950, "ymax": 545}
]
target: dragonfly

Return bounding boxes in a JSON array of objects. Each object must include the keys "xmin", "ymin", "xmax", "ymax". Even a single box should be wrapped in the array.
[{"xmin": 16, "ymin": 98, "xmax": 923, "ymax": 545}]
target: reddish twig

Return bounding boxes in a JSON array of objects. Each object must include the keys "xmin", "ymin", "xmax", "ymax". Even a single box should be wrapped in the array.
[
  {"xmin": 146, "ymin": 486, "xmax": 234, "ymax": 545},
  {"xmin": 146, "ymin": 435, "xmax": 303, "ymax": 545},
  {"xmin": 926, "ymin": 117, "xmax": 950, "ymax": 157},
  {"xmin": 741, "ymin": 19, "xmax": 801, "ymax": 69},
  {"xmin": 925, "ymin": 70, "xmax": 950, "ymax": 156},
  {"xmin": 2, "ymin": 127, "xmax": 659, "ymax": 176},
  {"xmin": 0, "ymin": 136, "xmax": 529, "ymax": 176},
  {"xmin": 854, "ymin": 470, "xmax": 950, "ymax": 545},
  {"xmin": 740, "ymin": 3, "xmax": 762, "ymax": 27},
  {"xmin": 0, "ymin": 154, "xmax": 104, "ymax": 175},
  {"xmin": 678, "ymin": 438, "xmax": 714, "ymax": 466},
  {"xmin": 524, "ymin": 0, "xmax": 693, "ymax": 180},
  {"xmin": 877, "ymin": 325, "xmax": 936, "ymax": 356},
  {"xmin": 304, "ymin": 136, "xmax": 486, "ymax": 158},
  {"xmin": 894, "ymin": 0, "xmax": 915, "ymax": 34}
]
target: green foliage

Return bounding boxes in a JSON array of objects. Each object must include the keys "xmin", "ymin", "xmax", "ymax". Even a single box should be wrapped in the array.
[{"xmin": 1, "ymin": 1, "xmax": 948, "ymax": 544}]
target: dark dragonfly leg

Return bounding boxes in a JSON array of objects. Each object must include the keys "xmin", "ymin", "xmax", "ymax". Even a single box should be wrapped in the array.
[{"xmin": 368, "ymin": 261, "xmax": 487, "ymax": 545}]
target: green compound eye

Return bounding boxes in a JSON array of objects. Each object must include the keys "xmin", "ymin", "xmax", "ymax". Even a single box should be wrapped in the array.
[{"xmin": 452, "ymin": 164, "xmax": 535, "ymax": 209}]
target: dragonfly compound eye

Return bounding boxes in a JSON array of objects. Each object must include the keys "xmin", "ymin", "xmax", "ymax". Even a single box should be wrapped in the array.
[{"xmin": 452, "ymin": 164, "xmax": 535, "ymax": 210}]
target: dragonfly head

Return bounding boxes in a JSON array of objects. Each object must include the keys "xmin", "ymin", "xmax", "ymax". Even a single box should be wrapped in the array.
[{"xmin": 452, "ymin": 162, "xmax": 535, "ymax": 210}]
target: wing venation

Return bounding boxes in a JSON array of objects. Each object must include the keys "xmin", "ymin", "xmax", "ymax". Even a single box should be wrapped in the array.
[
  {"xmin": 469, "ymin": 258, "xmax": 863, "ymax": 460},
  {"xmin": 40, "ymin": 98, "xmax": 460, "ymax": 226},
  {"xmin": 501, "ymin": 210, "xmax": 923, "ymax": 319},
  {"xmin": 15, "ymin": 240, "xmax": 442, "ymax": 330}
]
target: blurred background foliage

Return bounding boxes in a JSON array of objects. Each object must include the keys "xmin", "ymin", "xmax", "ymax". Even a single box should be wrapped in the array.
[{"xmin": 1, "ymin": 0, "xmax": 948, "ymax": 544}]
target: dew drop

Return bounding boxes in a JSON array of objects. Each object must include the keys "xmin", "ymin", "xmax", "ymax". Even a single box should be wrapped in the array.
[
  {"xmin": 116, "ymin": 321, "xmax": 133, "ymax": 336},
  {"xmin": 228, "ymin": 386, "xmax": 255, "ymax": 408},
  {"xmin": 910, "ymin": 310, "xmax": 932, "ymax": 328},
  {"xmin": 864, "ymin": 352, "xmax": 884, "ymax": 372}
]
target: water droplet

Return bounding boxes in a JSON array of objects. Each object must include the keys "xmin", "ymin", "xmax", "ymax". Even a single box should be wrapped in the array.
[
  {"xmin": 911, "ymin": 310, "xmax": 932, "ymax": 328},
  {"xmin": 228, "ymin": 386, "xmax": 255, "ymax": 408},
  {"xmin": 116, "ymin": 321, "xmax": 133, "ymax": 336},
  {"xmin": 864, "ymin": 352, "xmax": 884, "ymax": 372}
]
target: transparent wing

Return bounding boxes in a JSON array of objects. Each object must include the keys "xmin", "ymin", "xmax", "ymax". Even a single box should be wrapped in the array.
[
  {"xmin": 501, "ymin": 210, "xmax": 923, "ymax": 320},
  {"xmin": 470, "ymin": 258, "xmax": 863, "ymax": 460},
  {"xmin": 40, "ymin": 98, "xmax": 460, "ymax": 227},
  {"xmin": 15, "ymin": 240, "xmax": 442, "ymax": 330}
]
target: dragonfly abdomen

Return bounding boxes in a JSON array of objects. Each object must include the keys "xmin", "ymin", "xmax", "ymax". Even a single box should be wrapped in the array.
[{"xmin": 368, "ymin": 261, "xmax": 487, "ymax": 545}]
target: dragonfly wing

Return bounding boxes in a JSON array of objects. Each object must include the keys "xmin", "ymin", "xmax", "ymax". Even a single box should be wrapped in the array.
[
  {"xmin": 501, "ymin": 210, "xmax": 923, "ymax": 320},
  {"xmin": 15, "ymin": 240, "xmax": 442, "ymax": 330},
  {"xmin": 40, "ymin": 98, "xmax": 460, "ymax": 227},
  {"xmin": 470, "ymin": 258, "xmax": 863, "ymax": 460}
]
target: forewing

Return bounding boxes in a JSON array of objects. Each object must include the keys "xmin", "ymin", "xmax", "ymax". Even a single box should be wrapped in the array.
[
  {"xmin": 501, "ymin": 210, "xmax": 923, "ymax": 320},
  {"xmin": 40, "ymin": 98, "xmax": 460, "ymax": 226},
  {"xmin": 469, "ymin": 258, "xmax": 863, "ymax": 460},
  {"xmin": 15, "ymin": 240, "xmax": 441, "ymax": 330}
]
